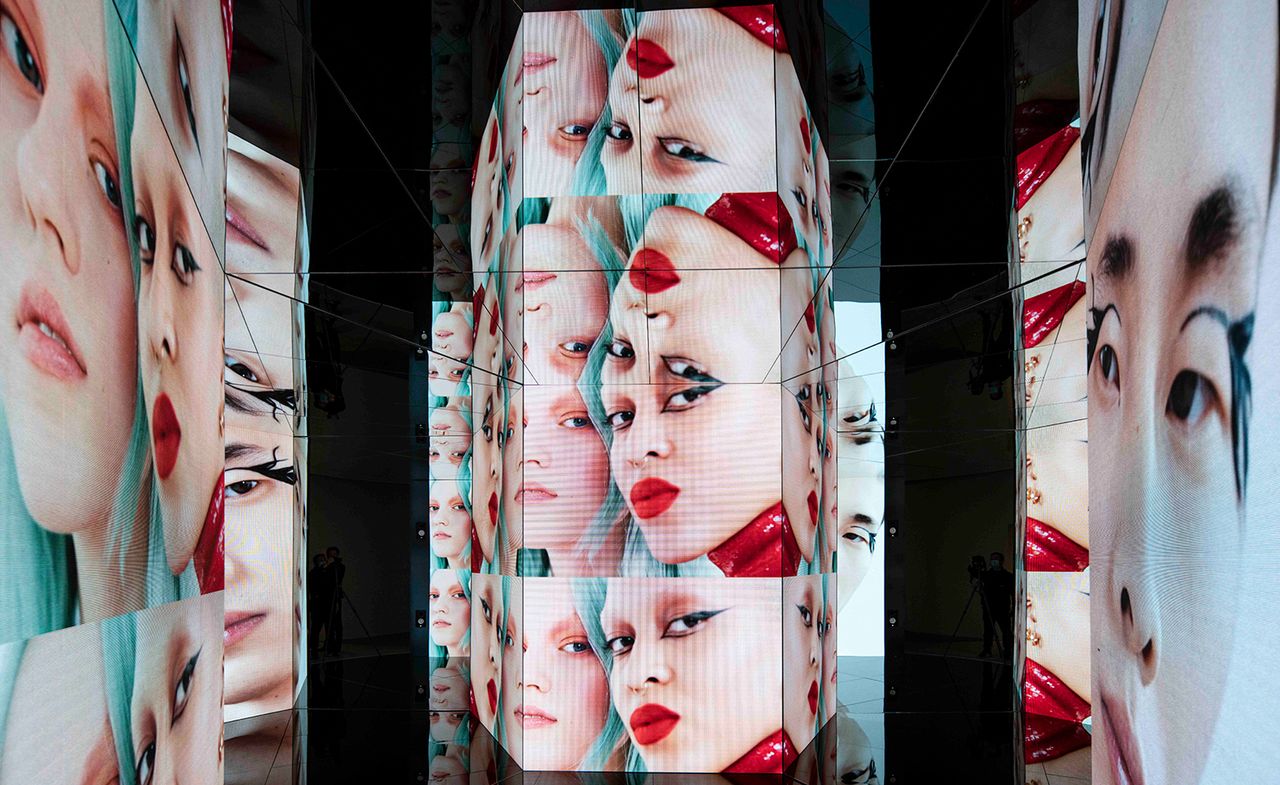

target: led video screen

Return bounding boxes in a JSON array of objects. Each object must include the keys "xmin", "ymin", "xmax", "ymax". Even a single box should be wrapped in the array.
[
  {"xmin": 439, "ymin": 3, "xmax": 846, "ymax": 773},
  {"xmin": 1086, "ymin": 1, "xmax": 1280, "ymax": 783}
]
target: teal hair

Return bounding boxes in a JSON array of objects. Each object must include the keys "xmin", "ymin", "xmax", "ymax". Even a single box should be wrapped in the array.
[
  {"xmin": 0, "ymin": 402, "xmax": 75, "ymax": 643},
  {"xmin": 517, "ymin": 197, "xmax": 551, "ymax": 229},
  {"xmin": 106, "ymin": 0, "xmax": 196, "ymax": 604},
  {"xmin": 0, "ymin": 640, "xmax": 26, "ymax": 757},
  {"xmin": 492, "ymin": 577, "xmax": 513, "ymax": 747},
  {"xmin": 817, "ymin": 573, "xmax": 833, "ymax": 727},
  {"xmin": 430, "ymin": 570, "xmax": 472, "ymax": 659},
  {"xmin": 569, "ymin": 10, "xmax": 634, "ymax": 196},
  {"xmin": 573, "ymin": 198, "xmax": 726, "ymax": 578},
  {"xmin": 101, "ymin": 611, "xmax": 139, "ymax": 785},
  {"xmin": 571, "ymin": 578, "xmax": 643, "ymax": 772}
]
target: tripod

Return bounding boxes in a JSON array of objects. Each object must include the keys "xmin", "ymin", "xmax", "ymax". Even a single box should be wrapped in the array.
[
  {"xmin": 943, "ymin": 581, "xmax": 1006, "ymax": 660},
  {"xmin": 320, "ymin": 586, "xmax": 381, "ymax": 658}
]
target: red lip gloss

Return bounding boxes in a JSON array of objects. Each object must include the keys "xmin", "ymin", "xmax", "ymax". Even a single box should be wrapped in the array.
[
  {"xmin": 630, "ymin": 478, "xmax": 681, "ymax": 519},
  {"xmin": 629, "ymin": 249, "xmax": 681, "ymax": 294},
  {"xmin": 626, "ymin": 39, "xmax": 675, "ymax": 79},
  {"xmin": 629, "ymin": 704, "xmax": 680, "ymax": 745}
]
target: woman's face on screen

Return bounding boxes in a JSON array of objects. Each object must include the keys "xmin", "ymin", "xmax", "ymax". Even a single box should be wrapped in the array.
[{"xmin": 0, "ymin": 0, "xmax": 139, "ymax": 534}]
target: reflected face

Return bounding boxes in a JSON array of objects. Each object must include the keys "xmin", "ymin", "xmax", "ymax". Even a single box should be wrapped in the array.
[
  {"xmin": 429, "ymin": 570, "xmax": 470, "ymax": 648},
  {"xmin": 470, "ymin": 110, "xmax": 507, "ymax": 275},
  {"xmin": 430, "ymin": 157, "xmax": 468, "ymax": 217},
  {"xmin": 1026, "ymin": 570, "xmax": 1091, "ymax": 703},
  {"xmin": 131, "ymin": 595, "xmax": 225, "ymax": 785},
  {"xmin": 836, "ymin": 713, "xmax": 878, "ymax": 784},
  {"xmin": 0, "ymin": 626, "xmax": 118, "ymax": 784},
  {"xmin": 601, "ymin": 578, "xmax": 782, "ymax": 772},
  {"xmin": 429, "ymin": 478, "xmax": 470, "ymax": 560},
  {"xmin": 520, "ymin": 222, "xmax": 609, "ymax": 385},
  {"xmin": 500, "ymin": 393, "xmax": 525, "ymax": 562},
  {"xmin": 820, "ymin": 585, "xmax": 836, "ymax": 717},
  {"xmin": 428, "ymin": 355, "xmax": 467, "ymax": 396},
  {"xmin": 838, "ymin": 475, "xmax": 883, "ymax": 610},
  {"xmin": 603, "ymin": 9, "xmax": 778, "ymax": 193},
  {"xmin": 1088, "ymin": 4, "xmax": 1275, "ymax": 784},
  {"xmin": 783, "ymin": 377, "xmax": 822, "ymax": 563},
  {"xmin": 433, "ymin": 225, "xmax": 471, "ymax": 295},
  {"xmin": 430, "ymin": 662, "xmax": 470, "ymax": 710},
  {"xmin": 0, "ymin": 0, "xmax": 139, "ymax": 534},
  {"xmin": 224, "ymin": 426, "xmax": 297, "ymax": 712},
  {"xmin": 602, "ymin": 208, "xmax": 783, "ymax": 562},
  {"xmin": 430, "ymin": 711, "xmax": 469, "ymax": 743},
  {"xmin": 434, "ymin": 307, "xmax": 474, "ymax": 361},
  {"xmin": 471, "ymin": 385, "xmax": 504, "ymax": 566},
  {"xmin": 136, "ymin": 0, "xmax": 228, "ymax": 257},
  {"xmin": 519, "ymin": 580, "xmax": 610, "ymax": 769},
  {"xmin": 499, "ymin": 583, "xmax": 524, "ymax": 760},
  {"xmin": 521, "ymin": 386, "xmax": 610, "ymax": 550},
  {"xmin": 470, "ymin": 576, "xmax": 504, "ymax": 728},
  {"xmin": 522, "ymin": 12, "xmax": 609, "ymax": 196},
  {"xmin": 783, "ymin": 577, "xmax": 822, "ymax": 747},
  {"xmin": 134, "ymin": 94, "xmax": 225, "ymax": 575}
]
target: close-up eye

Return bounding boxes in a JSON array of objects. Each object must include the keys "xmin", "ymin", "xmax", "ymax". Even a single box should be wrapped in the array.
[
  {"xmin": 607, "ymin": 339, "xmax": 635, "ymax": 360},
  {"xmin": 135, "ymin": 741, "xmax": 156, "ymax": 785},
  {"xmin": 796, "ymin": 603, "xmax": 813, "ymax": 627},
  {"xmin": 449, "ymin": 449, "xmax": 465, "ymax": 463},
  {"xmin": 480, "ymin": 422, "xmax": 493, "ymax": 441},
  {"xmin": 606, "ymin": 409, "xmax": 634, "ymax": 430},
  {"xmin": 1166, "ymin": 369, "xmax": 1219, "ymax": 428},
  {"xmin": 559, "ymin": 340, "xmax": 590, "ymax": 357},
  {"xmin": 844, "ymin": 527, "xmax": 874, "ymax": 551},
  {"xmin": 662, "ymin": 356, "xmax": 713, "ymax": 381},
  {"xmin": 172, "ymin": 244, "xmax": 201, "ymax": 283},
  {"xmin": 606, "ymin": 634, "xmax": 634, "ymax": 655},
  {"xmin": 559, "ymin": 122, "xmax": 592, "ymax": 140},
  {"xmin": 136, "ymin": 217, "xmax": 157, "ymax": 264},
  {"xmin": 429, "ymin": 447, "xmax": 441, "ymax": 461},
  {"xmin": 664, "ymin": 384, "xmax": 719, "ymax": 412},
  {"xmin": 658, "ymin": 137, "xmax": 718, "ymax": 163},
  {"xmin": 429, "ymin": 501, "xmax": 440, "ymax": 513},
  {"xmin": 559, "ymin": 413, "xmax": 592, "ymax": 429},
  {"xmin": 560, "ymin": 639, "xmax": 592, "ymax": 654},
  {"xmin": 92, "ymin": 160, "xmax": 122, "ymax": 210},
  {"xmin": 225, "ymin": 479, "xmax": 259, "ymax": 497},
  {"xmin": 172, "ymin": 649, "xmax": 199, "ymax": 723},
  {"xmin": 225, "ymin": 354, "xmax": 260, "ymax": 382},
  {"xmin": 480, "ymin": 598, "xmax": 492, "ymax": 623},
  {"xmin": 792, "ymin": 187, "xmax": 808, "ymax": 209},
  {"xmin": 605, "ymin": 121, "xmax": 633, "ymax": 142},
  {"xmin": 176, "ymin": 34, "xmax": 199, "ymax": 149},
  {"xmin": 1, "ymin": 12, "xmax": 42, "ymax": 92},
  {"xmin": 1096, "ymin": 344, "xmax": 1119, "ymax": 388},
  {"xmin": 663, "ymin": 609, "xmax": 724, "ymax": 637}
]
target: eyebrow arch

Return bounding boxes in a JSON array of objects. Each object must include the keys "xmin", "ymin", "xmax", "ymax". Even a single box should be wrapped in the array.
[
  {"xmin": 1099, "ymin": 235, "xmax": 1133, "ymax": 279},
  {"xmin": 1185, "ymin": 185, "xmax": 1241, "ymax": 271},
  {"xmin": 1180, "ymin": 305, "xmax": 1230, "ymax": 332}
]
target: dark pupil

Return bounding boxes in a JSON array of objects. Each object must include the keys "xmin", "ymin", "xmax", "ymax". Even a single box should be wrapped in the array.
[
  {"xmin": 1167, "ymin": 370, "xmax": 1199, "ymax": 420},
  {"xmin": 15, "ymin": 32, "xmax": 40, "ymax": 90},
  {"xmin": 103, "ymin": 172, "xmax": 121, "ymax": 207},
  {"xmin": 137, "ymin": 742, "xmax": 156, "ymax": 783},
  {"xmin": 1099, "ymin": 345, "xmax": 1116, "ymax": 379},
  {"xmin": 230, "ymin": 480, "xmax": 257, "ymax": 495},
  {"xmin": 228, "ymin": 360, "xmax": 257, "ymax": 382}
]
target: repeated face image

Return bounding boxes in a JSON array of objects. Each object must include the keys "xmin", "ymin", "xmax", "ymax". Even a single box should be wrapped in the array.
[
  {"xmin": 451, "ymin": 5, "xmax": 844, "ymax": 774},
  {"xmin": 1087, "ymin": 2, "xmax": 1277, "ymax": 783},
  {"xmin": 430, "ymin": 569, "xmax": 472, "ymax": 655}
]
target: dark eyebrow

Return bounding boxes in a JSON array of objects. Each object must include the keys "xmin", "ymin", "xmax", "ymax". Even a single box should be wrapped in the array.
[
  {"xmin": 852, "ymin": 513, "xmax": 874, "ymax": 524},
  {"xmin": 1185, "ymin": 185, "xmax": 1241, "ymax": 271},
  {"xmin": 1099, "ymin": 235, "xmax": 1133, "ymax": 279},
  {"xmin": 224, "ymin": 442, "xmax": 261, "ymax": 461},
  {"xmin": 1180, "ymin": 305, "xmax": 1230, "ymax": 332}
]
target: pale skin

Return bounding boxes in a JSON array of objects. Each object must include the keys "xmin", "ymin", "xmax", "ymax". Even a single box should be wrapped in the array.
[
  {"xmin": 1088, "ymin": 3, "xmax": 1276, "ymax": 783},
  {"xmin": 601, "ymin": 578, "xmax": 783, "ymax": 772},
  {"xmin": 0, "ymin": 0, "xmax": 148, "ymax": 620}
]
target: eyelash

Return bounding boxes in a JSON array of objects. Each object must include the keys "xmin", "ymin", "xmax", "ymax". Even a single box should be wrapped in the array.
[
  {"xmin": 658, "ymin": 138, "xmax": 717, "ymax": 163},
  {"xmin": 175, "ymin": 31, "xmax": 199, "ymax": 150},
  {"xmin": 136, "ymin": 216, "xmax": 202, "ymax": 283},
  {"xmin": 605, "ymin": 609, "xmax": 726, "ymax": 656}
]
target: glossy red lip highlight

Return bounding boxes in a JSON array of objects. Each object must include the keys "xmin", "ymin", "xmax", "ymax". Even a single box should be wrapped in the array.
[
  {"xmin": 630, "ymin": 704, "xmax": 680, "ymax": 745},
  {"xmin": 630, "ymin": 478, "xmax": 680, "ymax": 519},
  {"xmin": 629, "ymin": 249, "xmax": 681, "ymax": 294},
  {"xmin": 705, "ymin": 193, "xmax": 797, "ymax": 263},
  {"xmin": 626, "ymin": 38, "xmax": 675, "ymax": 78},
  {"xmin": 804, "ymin": 299, "xmax": 816, "ymax": 333},
  {"xmin": 152, "ymin": 393, "xmax": 182, "ymax": 480},
  {"xmin": 800, "ymin": 116, "xmax": 811, "ymax": 153},
  {"xmin": 806, "ymin": 490, "xmax": 819, "ymax": 527},
  {"xmin": 486, "ymin": 679, "xmax": 498, "ymax": 714},
  {"xmin": 1024, "ymin": 517, "xmax": 1089, "ymax": 571},
  {"xmin": 807, "ymin": 679, "xmax": 819, "ymax": 714},
  {"xmin": 487, "ymin": 492, "xmax": 499, "ymax": 526},
  {"xmin": 718, "ymin": 5, "xmax": 788, "ymax": 53},
  {"xmin": 17, "ymin": 283, "xmax": 86, "ymax": 381}
]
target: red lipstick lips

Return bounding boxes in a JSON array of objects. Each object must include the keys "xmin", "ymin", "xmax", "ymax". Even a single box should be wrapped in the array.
[
  {"xmin": 630, "ymin": 703, "xmax": 680, "ymax": 745},
  {"xmin": 152, "ymin": 393, "xmax": 182, "ymax": 480},
  {"xmin": 17, "ymin": 284, "xmax": 86, "ymax": 381},
  {"xmin": 806, "ymin": 490, "xmax": 819, "ymax": 527},
  {"xmin": 629, "ymin": 249, "xmax": 681, "ymax": 294},
  {"xmin": 630, "ymin": 478, "xmax": 680, "ymax": 519},
  {"xmin": 807, "ymin": 679, "xmax": 819, "ymax": 715},
  {"xmin": 486, "ymin": 679, "xmax": 498, "ymax": 714},
  {"xmin": 626, "ymin": 38, "xmax": 674, "ymax": 78}
]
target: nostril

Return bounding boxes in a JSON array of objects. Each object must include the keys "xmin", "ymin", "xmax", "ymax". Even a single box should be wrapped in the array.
[
  {"xmin": 1120, "ymin": 587, "xmax": 1132, "ymax": 618},
  {"xmin": 1141, "ymin": 639, "xmax": 1154, "ymax": 665}
]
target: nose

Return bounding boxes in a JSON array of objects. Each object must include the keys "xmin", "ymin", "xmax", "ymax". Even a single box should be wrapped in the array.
[
  {"xmin": 17, "ymin": 101, "xmax": 79, "ymax": 274},
  {"xmin": 146, "ymin": 257, "xmax": 180, "ymax": 363},
  {"xmin": 1118, "ymin": 583, "xmax": 1160, "ymax": 686},
  {"xmin": 521, "ymin": 651, "xmax": 548, "ymax": 694},
  {"xmin": 626, "ymin": 646, "xmax": 673, "ymax": 693}
]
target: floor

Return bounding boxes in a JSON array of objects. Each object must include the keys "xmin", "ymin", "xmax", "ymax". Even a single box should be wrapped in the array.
[{"xmin": 225, "ymin": 648, "xmax": 1091, "ymax": 784}]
